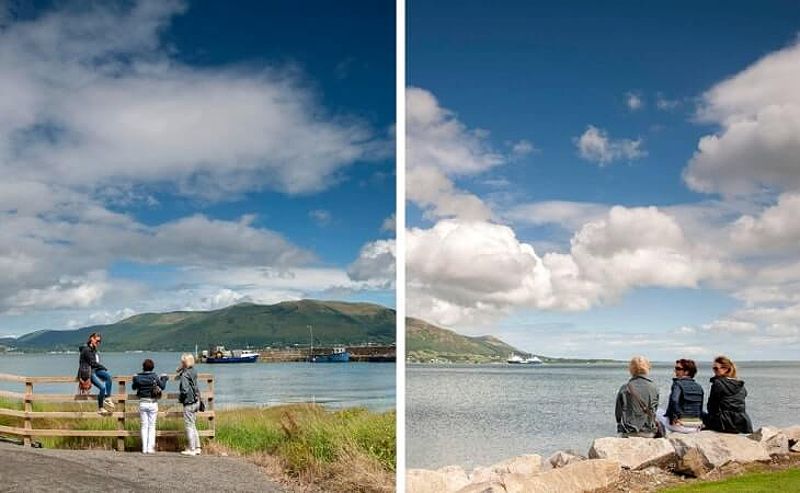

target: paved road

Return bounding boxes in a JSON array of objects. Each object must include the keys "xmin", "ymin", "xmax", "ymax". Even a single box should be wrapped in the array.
[{"xmin": 0, "ymin": 442, "xmax": 284, "ymax": 492}]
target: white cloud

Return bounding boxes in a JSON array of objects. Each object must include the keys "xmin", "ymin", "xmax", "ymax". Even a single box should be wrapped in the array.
[
  {"xmin": 505, "ymin": 201, "xmax": 609, "ymax": 230},
  {"xmin": 575, "ymin": 125, "xmax": 646, "ymax": 165},
  {"xmin": 510, "ymin": 139, "xmax": 536, "ymax": 158},
  {"xmin": 380, "ymin": 214, "xmax": 396, "ymax": 233},
  {"xmin": 656, "ymin": 92, "xmax": 681, "ymax": 111},
  {"xmin": 309, "ymin": 209, "xmax": 332, "ymax": 226},
  {"xmin": 0, "ymin": 1, "xmax": 384, "ymax": 198},
  {"xmin": 729, "ymin": 192, "xmax": 800, "ymax": 253},
  {"xmin": 347, "ymin": 239, "xmax": 396, "ymax": 288},
  {"xmin": 625, "ymin": 92, "xmax": 644, "ymax": 111},
  {"xmin": 684, "ymin": 40, "xmax": 800, "ymax": 196},
  {"xmin": 406, "ymin": 166, "xmax": 493, "ymax": 221}
]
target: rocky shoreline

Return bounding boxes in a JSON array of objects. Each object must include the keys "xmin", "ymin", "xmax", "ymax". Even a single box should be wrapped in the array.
[{"xmin": 407, "ymin": 425, "xmax": 800, "ymax": 493}]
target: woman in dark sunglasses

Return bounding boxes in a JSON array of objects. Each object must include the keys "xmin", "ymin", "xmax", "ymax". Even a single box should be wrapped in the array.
[
  {"xmin": 656, "ymin": 358, "xmax": 704, "ymax": 434},
  {"xmin": 702, "ymin": 355, "xmax": 753, "ymax": 434}
]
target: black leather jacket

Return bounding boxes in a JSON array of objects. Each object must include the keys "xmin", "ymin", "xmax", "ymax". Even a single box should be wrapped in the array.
[
  {"xmin": 703, "ymin": 376, "xmax": 753, "ymax": 433},
  {"xmin": 77, "ymin": 344, "xmax": 106, "ymax": 380}
]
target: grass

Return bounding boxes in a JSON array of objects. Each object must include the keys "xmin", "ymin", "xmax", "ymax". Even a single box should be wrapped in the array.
[
  {"xmin": 1, "ymin": 397, "xmax": 395, "ymax": 492},
  {"xmin": 214, "ymin": 404, "xmax": 395, "ymax": 492},
  {"xmin": 660, "ymin": 468, "xmax": 800, "ymax": 492}
]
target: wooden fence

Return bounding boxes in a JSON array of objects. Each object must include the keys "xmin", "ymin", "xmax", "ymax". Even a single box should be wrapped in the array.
[{"xmin": 0, "ymin": 372, "xmax": 215, "ymax": 451}]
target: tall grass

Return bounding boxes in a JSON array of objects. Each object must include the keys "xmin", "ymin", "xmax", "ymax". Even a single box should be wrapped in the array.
[{"xmin": 214, "ymin": 404, "xmax": 395, "ymax": 492}]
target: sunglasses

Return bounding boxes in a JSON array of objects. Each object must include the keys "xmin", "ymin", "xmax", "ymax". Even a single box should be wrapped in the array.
[{"xmin": 712, "ymin": 366, "xmax": 722, "ymax": 371}]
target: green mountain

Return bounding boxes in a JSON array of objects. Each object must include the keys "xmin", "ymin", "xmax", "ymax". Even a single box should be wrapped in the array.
[
  {"xmin": 6, "ymin": 300, "xmax": 396, "ymax": 352},
  {"xmin": 406, "ymin": 317, "xmax": 523, "ymax": 363},
  {"xmin": 406, "ymin": 317, "xmax": 617, "ymax": 364}
]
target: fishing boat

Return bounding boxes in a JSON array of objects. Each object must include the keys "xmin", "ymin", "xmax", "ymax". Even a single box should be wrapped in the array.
[
  {"xmin": 203, "ymin": 346, "xmax": 259, "ymax": 364},
  {"xmin": 311, "ymin": 346, "xmax": 350, "ymax": 363}
]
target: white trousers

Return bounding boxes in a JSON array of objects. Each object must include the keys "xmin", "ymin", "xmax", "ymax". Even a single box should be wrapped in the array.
[{"xmin": 139, "ymin": 401, "xmax": 158, "ymax": 453}]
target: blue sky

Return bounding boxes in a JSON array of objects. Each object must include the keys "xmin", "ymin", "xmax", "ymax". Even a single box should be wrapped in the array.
[
  {"xmin": 0, "ymin": 0, "xmax": 395, "ymax": 336},
  {"xmin": 407, "ymin": 0, "xmax": 800, "ymax": 359}
]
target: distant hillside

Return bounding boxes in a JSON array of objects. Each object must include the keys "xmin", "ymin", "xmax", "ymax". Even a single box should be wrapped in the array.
[
  {"xmin": 5, "ymin": 300, "xmax": 395, "ymax": 352},
  {"xmin": 406, "ymin": 317, "xmax": 618, "ymax": 364}
]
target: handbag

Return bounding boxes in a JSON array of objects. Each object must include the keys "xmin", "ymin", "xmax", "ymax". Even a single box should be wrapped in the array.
[
  {"xmin": 151, "ymin": 375, "xmax": 163, "ymax": 399},
  {"xmin": 189, "ymin": 374, "xmax": 205, "ymax": 411},
  {"xmin": 78, "ymin": 377, "xmax": 92, "ymax": 395},
  {"xmin": 627, "ymin": 383, "xmax": 665, "ymax": 438}
]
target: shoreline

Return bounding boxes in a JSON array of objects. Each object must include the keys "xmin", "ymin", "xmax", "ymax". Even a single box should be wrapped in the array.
[{"xmin": 407, "ymin": 425, "xmax": 800, "ymax": 493}]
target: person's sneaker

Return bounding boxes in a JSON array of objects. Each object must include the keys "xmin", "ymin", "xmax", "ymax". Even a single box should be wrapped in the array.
[
  {"xmin": 103, "ymin": 399, "xmax": 116, "ymax": 410},
  {"xmin": 180, "ymin": 449, "xmax": 197, "ymax": 456},
  {"xmin": 193, "ymin": 448, "xmax": 202, "ymax": 456},
  {"xmin": 97, "ymin": 408, "xmax": 111, "ymax": 416}
]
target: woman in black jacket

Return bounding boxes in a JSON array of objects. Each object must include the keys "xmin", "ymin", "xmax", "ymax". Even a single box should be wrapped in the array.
[
  {"xmin": 77, "ymin": 332, "xmax": 115, "ymax": 415},
  {"xmin": 703, "ymin": 355, "xmax": 753, "ymax": 434},
  {"xmin": 132, "ymin": 359, "xmax": 168, "ymax": 454}
]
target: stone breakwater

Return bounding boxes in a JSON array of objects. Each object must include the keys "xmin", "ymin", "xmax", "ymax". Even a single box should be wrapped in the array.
[{"xmin": 407, "ymin": 425, "xmax": 800, "ymax": 493}]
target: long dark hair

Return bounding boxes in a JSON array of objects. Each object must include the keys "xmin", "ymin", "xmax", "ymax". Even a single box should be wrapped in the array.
[{"xmin": 87, "ymin": 332, "xmax": 102, "ymax": 345}]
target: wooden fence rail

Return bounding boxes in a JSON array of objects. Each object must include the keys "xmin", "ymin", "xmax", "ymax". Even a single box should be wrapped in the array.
[{"xmin": 0, "ymin": 372, "xmax": 215, "ymax": 450}]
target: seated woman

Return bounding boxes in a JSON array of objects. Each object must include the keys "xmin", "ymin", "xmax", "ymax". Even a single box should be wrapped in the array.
[
  {"xmin": 703, "ymin": 355, "xmax": 753, "ymax": 434},
  {"xmin": 657, "ymin": 358, "xmax": 703, "ymax": 434},
  {"xmin": 615, "ymin": 356, "xmax": 660, "ymax": 438}
]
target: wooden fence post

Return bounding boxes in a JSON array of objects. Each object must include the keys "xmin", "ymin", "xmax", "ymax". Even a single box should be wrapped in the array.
[
  {"xmin": 207, "ymin": 376, "xmax": 215, "ymax": 436},
  {"xmin": 116, "ymin": 378, "xmax": 126, "ymax": 451},
  {"xmin": 23, "ymin": 380, "xmax": 33, "ymax": 447}
]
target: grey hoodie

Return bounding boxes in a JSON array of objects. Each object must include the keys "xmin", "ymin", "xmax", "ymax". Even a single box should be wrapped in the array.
[{"xmin": 615, "ymin": 375, "xmax": 660, "ymax": 435}]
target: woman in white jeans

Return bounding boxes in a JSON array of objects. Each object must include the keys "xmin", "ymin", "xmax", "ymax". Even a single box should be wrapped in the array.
[
  {"xmin": 176, "ymin": 353, "xmax": 202, "ymax": 456},
  {"xmin": 131, "ymin": 359, "xmax": 168, "ymax": 454}
]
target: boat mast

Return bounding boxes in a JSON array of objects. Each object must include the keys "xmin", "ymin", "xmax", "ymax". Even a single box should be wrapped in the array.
[{"xmin": 308, "ymin": 325, "xmax": 313, "ymax": 362}]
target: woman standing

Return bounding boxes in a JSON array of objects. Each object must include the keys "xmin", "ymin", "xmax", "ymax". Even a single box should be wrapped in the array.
[
  {"xmin": 176, "ymin": 353, "xmax": 202, "ymax": 456},
  {"xmin": 657, "ymin": 358, "xmax": 704, "ymax": 434},
  {"xmin": 132, "ymin": 359, "xmax": 168, "ymax": 454},
  {"xmin": 703, "ymin": 355, "xmax": 753, "ymax": 433}
]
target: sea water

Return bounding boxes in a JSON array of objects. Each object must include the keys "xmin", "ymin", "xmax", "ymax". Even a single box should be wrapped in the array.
[
  {"xmin": 407, "ymin": 361, "xmax": 800, "ymax": 468},
  {"xmin": 0, "ymin": 352, "xmax": 395, "ymax": 412}
]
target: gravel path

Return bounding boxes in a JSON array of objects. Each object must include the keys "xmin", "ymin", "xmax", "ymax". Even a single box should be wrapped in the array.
[{"xmin": 0, "ymin": 441, "xmax": 284, "ymax": 492}]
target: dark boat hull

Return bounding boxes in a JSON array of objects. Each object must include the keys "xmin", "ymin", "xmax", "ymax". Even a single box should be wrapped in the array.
[
  {"xmin": 311, "ymin": 351, "xmax": 350, "ymax": 363},
  {"xmin": 205, "ymin": 355, "xmax": 259, "ymax": 364}
]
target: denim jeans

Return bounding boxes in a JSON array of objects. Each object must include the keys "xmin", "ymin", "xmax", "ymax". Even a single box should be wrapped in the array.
[
  {"xmin": 139, "ymin": 400, "xmax": 158, "ymax": 453},
  {"xmin": 183, "ymin": 402, "xmax": 200, "ymax": 451},
  {"xmin": 91, "ymin": 369, "xmax": 113, "ymax": 408}
]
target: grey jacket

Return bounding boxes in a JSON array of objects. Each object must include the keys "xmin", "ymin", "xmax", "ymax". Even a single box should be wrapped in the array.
[
  {"xmin": 176, "ymin": 367, "xmax": 199, "ymax": 405},
  {"xmin": 615, "ymin": 375, "xmax": 659, "ymax": 435}
]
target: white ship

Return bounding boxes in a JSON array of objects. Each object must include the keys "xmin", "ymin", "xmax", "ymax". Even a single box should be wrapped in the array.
[{"xmin": 507, "ymin": 353, "xmax": 543, "ymax": 365}]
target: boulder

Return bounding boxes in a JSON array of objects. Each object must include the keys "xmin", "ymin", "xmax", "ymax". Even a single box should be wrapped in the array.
[
  {"xmin": 469, "ymin": 454, "xmax": 542, "ymax": 484},
  {"xmin": 783, "ymin": 425, "xmax": 800, "ymax": 446},
  {"xmin": 407, "ymin": 466, "xmax": 471, "ymax": 493},
  {"xmin": 501, "ymin": 459, "xmax": 622, "ymax": 493},
  {"xmin": 546, "ymin": 451, "xmax": 585, "ymax": 469},
  {"xmin": 792, "ymin": 442, "xmax": 800, "ymax": 453},
  {"xmin": 749, "ymin": 426, "xmax": 789, "ymax": 456},
  {"xmin": 669, "ymin": 431, "xmax": 771, "ymax": 477},
  {"xmin": 456, "ymin": 483, "xmax": 507, "ymax": 493},
  {"xmin": 588, "ymin": 436, "xmax": 676, "ymax": 470}
]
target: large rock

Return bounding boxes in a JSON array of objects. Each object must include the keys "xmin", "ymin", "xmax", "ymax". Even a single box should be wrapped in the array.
[
  {"xmin": 546, "ymin": 450, "xmax": 585, "ymax": 469},
  {"xmin": 407, "ymin": 466, "xmax": 470, "ymax": 493},
  {"xmin": 749, "ymin": 426, "xmax": 789, "ymax": 456},
  {"xmin": 500, "ymin": 459, "xmax": 621, "ymax": 493},
  {"xmin": 588, "ymin": 436, "xmax": 676, "ymax": 470},
  {"xmin": 469, "ymin": 454, "xmax": 542, "ymax": 484},
  {"xmin": 783, "ymin": 425, "xmax": 800, "ymax": 446},
  {"xmin": 792, "ymin": 442, "xmax": 800, "ymax": 453},
  {"xmin": 670, "ymin": 431, "xmax": 771, "ymax": 477},
  {"xmin": 456, "ymin": 483, "xmax": 507, "ymax": 493}
]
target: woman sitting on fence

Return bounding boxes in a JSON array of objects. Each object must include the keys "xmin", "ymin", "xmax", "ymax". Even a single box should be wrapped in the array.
[
  {"xmin": 176, "ymin": 353, "xmax": 202, "ymax": 456},
  {"xmin": 77, "ymin": 332, "xmax": 115, "ymax": 416},
  {"xmin": 132, "ymin": 358, "xmax": 168, "ymax": 454}
]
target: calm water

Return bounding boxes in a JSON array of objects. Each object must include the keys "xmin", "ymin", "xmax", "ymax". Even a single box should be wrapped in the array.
[
  {"xmin": 407, "ymin": 361, "xmax": 800, "ymax": 469},
  {"xmin": 0, "ymin": 352, "xmax": 395, "ymax": 412}
]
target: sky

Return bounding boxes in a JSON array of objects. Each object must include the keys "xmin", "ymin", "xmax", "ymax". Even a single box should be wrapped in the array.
[
  {"xmin": 0, "ymin": 0, "xmax": 395, "ymax": 337},
  {"xmin": 407, "ymin": 0, "xmax": 800, "ymax": 360}
]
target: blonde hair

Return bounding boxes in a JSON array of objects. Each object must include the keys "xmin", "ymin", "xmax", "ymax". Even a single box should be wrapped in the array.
[
  {"xmin": 714, "ymin": 355, "xmax": 737, "ymax": 379},
  {"xmin": 628, "ymin": 356, "xmax": 651, "ymax": 376},
  {"xmin": 181, "ymin": 353, "xmax": 195, "ymax": 368}
]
